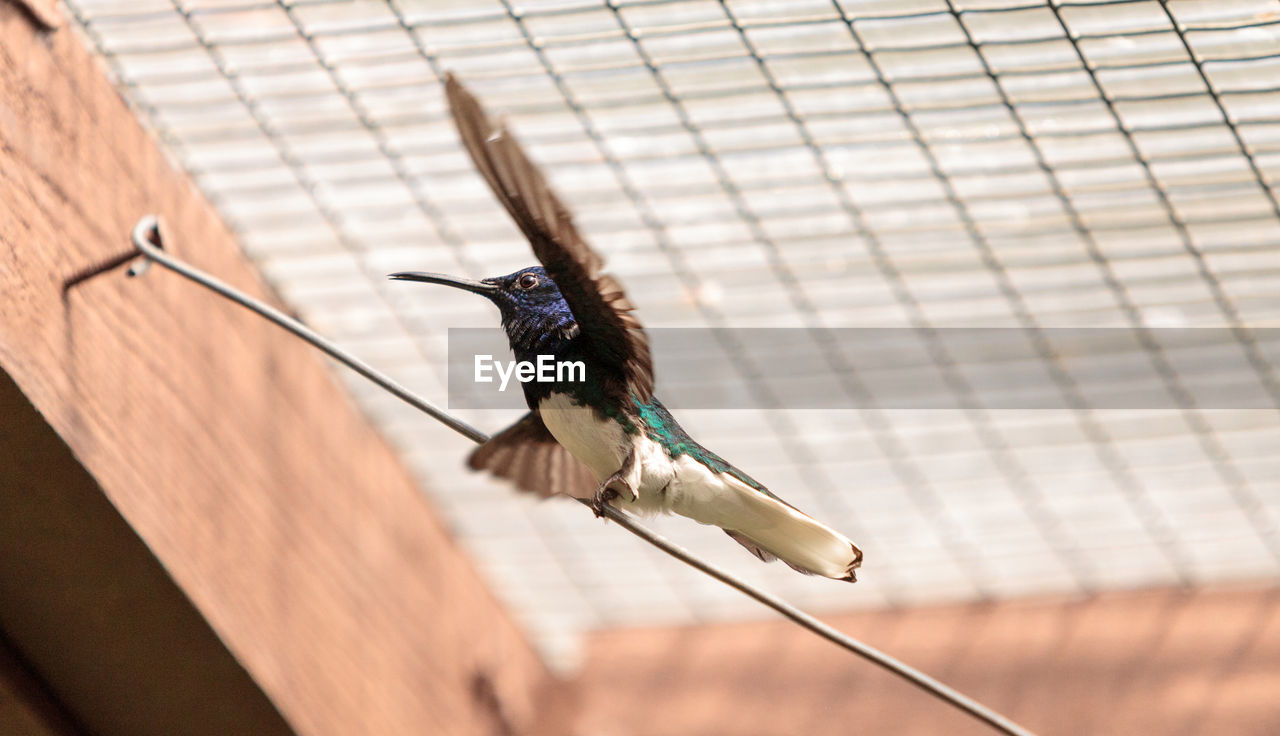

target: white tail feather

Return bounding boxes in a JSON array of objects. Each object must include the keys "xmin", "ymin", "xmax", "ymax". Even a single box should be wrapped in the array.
[
  {"xmin": 723, "ymin": 496, "xmax": 862, "ymax": 580},
  {"xmin": 667, "ymin": 456, "xmax": 862, "ymax": 581}
]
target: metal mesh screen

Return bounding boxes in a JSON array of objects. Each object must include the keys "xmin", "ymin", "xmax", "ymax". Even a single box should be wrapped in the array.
[{"xmin": 65, "ymin": 0, "xmax": 1280, "ymax": 665}]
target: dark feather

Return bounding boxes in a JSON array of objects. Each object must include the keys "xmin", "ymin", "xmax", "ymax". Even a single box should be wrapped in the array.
[
  {"xmin": 445, "ymin": 73, "xmax": 655, "ymax": 402},
  {"xmin": 724, "ymin": 530, "xmax": 778, "ymax": 563},
  {"xmin": 469, "ymin": 412, "xmax": 597, "ymax": 498},
  {"xmin": 723, "ymin": 530, "xmax": 819, "ymax": 576}
]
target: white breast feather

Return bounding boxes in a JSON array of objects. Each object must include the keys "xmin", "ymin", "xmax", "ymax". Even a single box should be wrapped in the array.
[
  {"xmin": 537, "ymin": 392, "xmax": 676, "ymax": 512},
  {"xmin": 538, "ymin": 392, "xmax": 624, "ymax": 480}
]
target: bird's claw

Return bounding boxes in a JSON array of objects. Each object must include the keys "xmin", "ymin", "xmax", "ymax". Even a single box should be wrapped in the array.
[
  {"xmin": 591, "ymin": 472, "xmax": 636, "ymax": 518},
  {"xmin": 590, "ymin": 487, "xmax": 617, "ymax": 518}
]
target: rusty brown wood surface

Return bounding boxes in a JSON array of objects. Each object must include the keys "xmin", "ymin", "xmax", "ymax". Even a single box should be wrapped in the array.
[
  {"xmin": 0, "ymin": 5, "xmax": 565, "ymax": 735},
  {"xmin": 0, "ymin": 633, "xmax": 83, "ymax": 736},
  {"xmin": 0, "ymin": 367, "xmax": 297, "ymax": 736},
  {"xmin": 4, "ymin": 0, "xmax": 59, "ymax": 30},
  {"xmin": 577, "ymin": 585, "xmax": 1280, "ymax": 736}
]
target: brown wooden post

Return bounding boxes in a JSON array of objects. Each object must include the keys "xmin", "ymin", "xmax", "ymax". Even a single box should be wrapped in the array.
[{"xmin": 0, "ymin": 3, "xmax": 568, "ymax": 734}]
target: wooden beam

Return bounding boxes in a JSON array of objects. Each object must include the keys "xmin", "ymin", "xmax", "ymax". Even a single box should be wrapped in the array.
[
  {"xmin": 0, "ymin": 3, "xmax": 566, "ymax": 734},
  {"xmin": 0, "ymin": 631, "xmax": 84, "ymax": 736},
  {"xmin": 0, "ymin": 368, "xmax": 294, "ymax": 736}
]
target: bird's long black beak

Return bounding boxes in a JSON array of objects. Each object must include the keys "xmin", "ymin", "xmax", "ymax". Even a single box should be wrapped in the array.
[{"xmin": 388, "ymin": 271, "xmax": 498, "ymax": 296}]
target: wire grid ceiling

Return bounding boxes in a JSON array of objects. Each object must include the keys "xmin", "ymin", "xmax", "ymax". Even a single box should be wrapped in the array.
[{"xmin": 66, "ymin": 0, "xmax": 1280, "ymax": 666}]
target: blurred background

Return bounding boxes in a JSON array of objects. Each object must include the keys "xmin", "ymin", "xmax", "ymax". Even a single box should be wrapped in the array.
[{"xmin": 2, "ymin": 0, "xmax": 1279, "ymax": 734}]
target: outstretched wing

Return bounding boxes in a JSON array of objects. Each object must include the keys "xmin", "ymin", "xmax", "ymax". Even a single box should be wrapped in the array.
[
  {"xmin": 469, "ymin": 412, "xmax": 598, "ymax": 499},
  {"xmin": 445, "ymin": 73, "xmax": 654, "ymax": 402}
]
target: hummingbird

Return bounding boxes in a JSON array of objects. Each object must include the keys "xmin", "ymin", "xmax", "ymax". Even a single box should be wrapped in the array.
[{"xmin": 390, "ymin": 74, "xmax": 862, "ymax": 582}]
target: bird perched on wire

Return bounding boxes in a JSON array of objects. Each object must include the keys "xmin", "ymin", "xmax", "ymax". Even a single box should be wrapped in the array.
[{"xmin": 390, "ymin": 74, "xmax": 862, "ymax": 582}]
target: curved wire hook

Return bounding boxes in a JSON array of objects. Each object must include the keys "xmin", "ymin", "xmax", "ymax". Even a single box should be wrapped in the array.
[
  {"xmin": 127, "ymin": 215, "xmax": 160, "ymax": 277},
  {"xmin": 127, "ymin": 215, "xmax": 487, "ymax": 444}
]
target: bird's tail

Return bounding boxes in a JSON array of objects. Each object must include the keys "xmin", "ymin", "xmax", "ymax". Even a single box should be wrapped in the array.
[
  {"xmin": 673, "ymin": 470, "xmax": 862, "ymax": 582},
  {"xmin": 723, "ymin": 512, "xmax": 863, "ymax": 582}
]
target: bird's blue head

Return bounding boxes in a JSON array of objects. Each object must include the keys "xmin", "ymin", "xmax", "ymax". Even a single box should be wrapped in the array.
[{"xmin": 389, "ymin": 266, "xmax": 578, "ymax": 354}]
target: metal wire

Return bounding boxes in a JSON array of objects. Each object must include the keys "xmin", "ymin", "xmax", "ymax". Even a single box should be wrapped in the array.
[
  {"xmin": 489, "ymin": 0, "xmax": 910, "ymax": 598},
  {"xmin": 598, "ymin": 0, "xmax": 1003, "ymax": 595},
  {"xmin": 1042, "ymin": 0, "xmax": 1280, "ymax": 562},
  {"xmin": 114, "ymin": 214, "xmax": 1035, "ymax": 736},
  {"xmin": 939, "ymin": 0, "xmax": 1190, "ymax": 579},
  {"xmin": 64, "ymin": 0, "xmax": 1280, "ymax": 658}
]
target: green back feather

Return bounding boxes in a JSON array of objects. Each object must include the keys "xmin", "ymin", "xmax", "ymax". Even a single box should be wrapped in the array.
[{"xmin": 635, "ymin": 399, "xmax": 796, "ymax": 507}]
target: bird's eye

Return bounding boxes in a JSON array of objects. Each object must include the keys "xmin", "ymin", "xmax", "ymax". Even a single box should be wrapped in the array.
[{"xmin": 517, "ymin": 273, "xmax": 539, "ymax": 289}]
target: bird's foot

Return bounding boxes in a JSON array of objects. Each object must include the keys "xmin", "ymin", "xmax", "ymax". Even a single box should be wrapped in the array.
[
  {"xmin": 590, "ymin": 487, "xmax": 616, "ymax": 518},
  {"xmin": 591, "ymin": 471, "xmax": 637, "ymax": 518}
]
